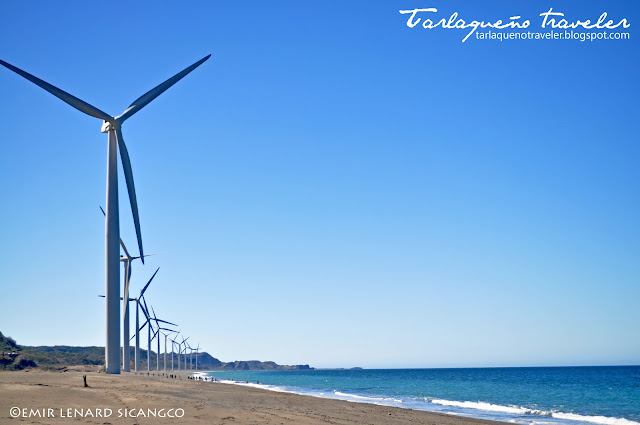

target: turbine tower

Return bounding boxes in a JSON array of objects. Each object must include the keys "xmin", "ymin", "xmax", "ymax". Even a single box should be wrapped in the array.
[{"xmin": 0, "ymin": 55, "xmax": 210, "ymax": 374}]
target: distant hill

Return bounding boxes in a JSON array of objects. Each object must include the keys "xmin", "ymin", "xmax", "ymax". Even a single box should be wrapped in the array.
[
  {"xmin": 0, "ymin": 332, "xmax": 312, "ymax": 371},
  {"xmin": 194, "ymin": 352, "xmax": 312, "ymax": 371}
]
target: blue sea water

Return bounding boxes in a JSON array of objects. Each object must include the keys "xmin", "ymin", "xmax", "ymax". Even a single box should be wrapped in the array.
[{"xmin": 195, "ymin": 366, "xmax": 640, "ymax": 425}]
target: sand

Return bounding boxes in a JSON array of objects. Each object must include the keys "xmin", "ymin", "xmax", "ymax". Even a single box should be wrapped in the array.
[{"xmin": 0, "ymin": 369, "xmax": 508, "ymax": 425}]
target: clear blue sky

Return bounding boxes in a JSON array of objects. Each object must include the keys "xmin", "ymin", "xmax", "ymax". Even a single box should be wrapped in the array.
[{"xmin": 0, "ymin": 1, "xmax": 638, "ymax": 369}]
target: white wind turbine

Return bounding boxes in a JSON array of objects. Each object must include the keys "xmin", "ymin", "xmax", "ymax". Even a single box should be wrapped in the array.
[
  {"xmin": 186, "ymin": 341, "xmax": 195, "ymax": 370},
  {"xmin": 151, "ymin": 327, "xmax": 161, "ymax": 371},
  {"xmin": 132, "ymin": 268, "xmax": 160, "ymax": 372},
  {"xmin": 194, "ymin": 343, "xmax": 201, "ymax": 371},
  {"xmin": 135, "ymin": 296, "xmax": 159, "ymax": 372},
  {"xmin": 0, "ymin": 55, "xmax": 210, "ymax": 374},
  {"xmin": 150, "ymin": 306, "xmax": 176, "ymax": 371},
  {"xmin": 100, "ymin": 206, "xmax": 162, "ymax": 372},
  {"xmin": 161, "ymin": 328, "xmax": 178, "ymax": 372},
  {"xmin": 169, "ymin": 334, "xmax": 180, "ymax": 371},
  {"xmin": 181, "ymin": 336, "xmax": 190, "ymax": 370}
]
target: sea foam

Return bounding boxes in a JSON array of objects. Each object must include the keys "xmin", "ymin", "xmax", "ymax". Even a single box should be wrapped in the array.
[
  {"xmin": 430, "ymin": 399, "xmax": 543, "ymax": 415},
  {"xmin": 551, "ymin": 412, "xmax": 640, "ymax": 425},
  {"xmin": 334, "ymin": 391, "xmax": 403, "ymax": 404},
  {"xmin": 429, "ymin": 399, "xmax": 640, "ymax": 425}
]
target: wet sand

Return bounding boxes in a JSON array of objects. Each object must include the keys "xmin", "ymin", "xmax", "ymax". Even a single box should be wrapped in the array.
[{"xmin": 0, "ymin": 369, "xmax": 509, "ymax": 425}]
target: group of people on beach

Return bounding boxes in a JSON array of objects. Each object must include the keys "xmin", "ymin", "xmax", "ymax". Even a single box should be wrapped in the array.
[
  {"xmin": 134, "ymin": 372, "xmax": 181, "ymax": 379},
  {"xmin": 134, "ymin": 372, "xmax": 262, "ymax": 385},
  {"xmin": 188, "ymin": 376, "xmax": 217, "ymax": 382}
]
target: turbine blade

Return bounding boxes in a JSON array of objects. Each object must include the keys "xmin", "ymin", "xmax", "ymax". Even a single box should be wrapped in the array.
[
  {"xmin": 115, "ymin": 54, "xmax": 211, "ymax": 123},
  {"xmin": 151, "ymin": 305, "xmax": 157, "ymax": 320},
  {"xmin": 114, "ymin": 126, "xmax": 144, "ymax": 264},
  {"xmin": 0, "ymin": 59, "xmax": 113, "ymax": 122},
  {"xmin": 101, "ymin": 205, "xmax": 131, "ymax": 258},
  {"xmin": 139, "ymin": 267, "xmax": 160, "ymax": 298},
  {"xmin": 140, "ymin": 306, "xmax": 150, "ymax": 320},
  {"xmin": 139, "ymin": 298, "xmax": 150, "ymax": 320},
  {"xmin": 156, "ymin": 319, "xmax": 178, "ymax": 327},
  {"xmin": 142, "ymin": 297, "xmax": 151, "ymax": 321},
  {"xmin": 123, "ymin": 262, "xmax": 131, "ymax": 321},
  {"xmin": 133, "ymin": 252, "xmax": 166, "ymax": 260},
  {"xmin": 127, "ymin": 262, "xmax": 132, "ymax": 290},
  {"xmin": 120, "ymin": 240, "xmax": 131, "ymax": 260}
]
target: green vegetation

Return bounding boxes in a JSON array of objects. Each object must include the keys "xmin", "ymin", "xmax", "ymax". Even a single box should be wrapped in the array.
[
  {"xmin": 0, "ymin": 331, "xmax": 19, "ymax": 352},
  {"xmin": 1, "ymin": 331, "xmax": 36, "ymax": 370}
]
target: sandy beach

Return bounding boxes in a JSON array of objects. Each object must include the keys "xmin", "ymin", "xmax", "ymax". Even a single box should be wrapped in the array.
[{"xmin": 0, "ymin": 369, "xmax": 510, "ymax": 425}]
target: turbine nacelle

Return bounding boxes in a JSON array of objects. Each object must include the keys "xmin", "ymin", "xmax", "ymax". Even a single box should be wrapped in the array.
[{"xmin": 101, "ymin": 119, "xmax": 119, "ymax": 133}]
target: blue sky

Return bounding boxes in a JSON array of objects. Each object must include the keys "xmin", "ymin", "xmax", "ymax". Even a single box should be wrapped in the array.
[{"xmin": 0, "ymin": 1, "xmax": 638, "ymax": 368}]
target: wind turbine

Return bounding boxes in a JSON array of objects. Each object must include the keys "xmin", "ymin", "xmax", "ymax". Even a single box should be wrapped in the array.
[
  {"xmin": 181, "ymin": 336, "xmax": 190, "ymax": 371},
  {"xmin": 132, "ymin": 268, "xmax": 160, "ymax": 371},
  {"xmin": 194, "ymin": 343, "xmax": 201, "ymax": 371},
  {"xmin": 134, "ymin": 296, "xmax": 156, "ymax": 372},
  {"xmin": 160, "ymin": 328, "xmax": 178, "ymax": 371},
  {"xmin": 100, "ymin": 206, "xmax": 162, "ymax": 372},
  {"xmin": 150, "ymin": 306, "xmax": 177, "ymax": 371},
  {"xmin": 0, "ymin": 55, "xmax": 211, "ymax": 374},
  {"xmin": 151, "ymin": 326, "xmax": 161, "ymax": 371},
  {"xmin": 187, "ymin": 341, "xmax": 194, "ymax": 370},
  {"xmin": 169, "ymin": 334, "xmax": 179, "ymax": 371}
]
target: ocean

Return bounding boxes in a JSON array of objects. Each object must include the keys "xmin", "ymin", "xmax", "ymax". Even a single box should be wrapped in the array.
[{"xmin": 194, "ymin": 366, "xmax": 640, "ymax": 425}]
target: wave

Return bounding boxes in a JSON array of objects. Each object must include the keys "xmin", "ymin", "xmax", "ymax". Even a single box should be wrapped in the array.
[
  {"xmin": 429, "ymin": 399, "xmax": 640, "ymax": 425},
  {"xmin": 430, "ymin": 399, "xmax": 544, "ymax": 415},
  {"xmin": 216, "ymin": 378, "xmax": 293, "ymax": 394},
  {"xmin": 334, "ymin": 391, "xmax": 403, "ymax": 404},
  {"xmin": 551, "ymin": 413, "xmax": 640, "ymax": 425}
]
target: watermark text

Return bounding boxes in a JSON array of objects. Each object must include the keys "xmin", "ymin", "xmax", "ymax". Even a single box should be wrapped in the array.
[{"xmin": 399, "ymin": 7, "xmax": 631, "ymax": 42}]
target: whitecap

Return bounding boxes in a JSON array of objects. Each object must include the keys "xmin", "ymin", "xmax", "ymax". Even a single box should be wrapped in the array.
[
  {"xmin": 551, "ymin": 412, "xmax": 640, "ymax": 425},
  {"xmin": 430, "ymin": 399, "xmax": 544, "ymax": 415}
]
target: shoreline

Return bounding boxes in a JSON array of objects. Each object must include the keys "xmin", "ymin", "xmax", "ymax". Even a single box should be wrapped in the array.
[{"xmin": 0, "ymin": 369, "xmax": 511, "ymax": 425}]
